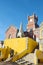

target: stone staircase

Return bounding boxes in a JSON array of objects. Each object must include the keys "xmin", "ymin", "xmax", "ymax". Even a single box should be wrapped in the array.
[
  {"xmin": 23, "ymin": 53, "xmax": 34, "ymax": 63},
  {"xmin": 15, "ymin": 53, "xmax": 34, "ymax": 65}
]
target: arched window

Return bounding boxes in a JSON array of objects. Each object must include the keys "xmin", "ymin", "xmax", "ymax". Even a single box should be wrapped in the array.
[
  {"xmin": 30, "ymin": 28, "xmax": 33, "ymax": 34},
  {"xmin": 30, "ymin": 29, "xmax": 33, "ymax": 32},
  {"xmin": 8, "ymin": 34, "xmax": 12, "ymax": 39}
]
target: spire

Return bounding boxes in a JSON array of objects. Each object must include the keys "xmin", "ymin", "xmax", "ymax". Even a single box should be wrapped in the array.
[
  {"xmin": 17, "ymin": 22, "xmax": 24, "ymax": 38},
  {"xmin": 19, "ymin": 22, "xmax": 23, "ymax": 33}
]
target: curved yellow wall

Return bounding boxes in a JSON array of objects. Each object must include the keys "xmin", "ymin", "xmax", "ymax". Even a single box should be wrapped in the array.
[
  {"xmin": 36, "ymin": 50, "xmax": 43, "ymax": 63},
  {"xmin": 4, "ymin": 38, "xmax": 27, "ymax": 54},
  {"xmin": 4, "ymin": 37, "xmax": 38, "ymax": 61},
  {"xmin": 4, "ymin": 37, "xmax": 37, "ymax": 54},
  {"xmin": 27, "ymin": 38, "xmax": 38, "ymax": 53},
  {"xmin": 0, "ymin": 47, "xmax": 10, "ymax": 61}
]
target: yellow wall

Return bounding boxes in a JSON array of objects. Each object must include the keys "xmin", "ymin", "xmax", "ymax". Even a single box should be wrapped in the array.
[
  {"xmin": 12, "ymin": 49, "xmax": 27, "ymax": 62},
  {"xmin": 0, "ymin": 47, "xmax": 10, "ymax": 61},
  {"xmin": 4, "ymin": 37, "xmax": 28, "ymax": 54},
  {"xmin": 28, "ymin": 38, "xmax": 38, "ymax": 53},
  {"xmin": 34, "ymin": 49, "xmax": 43, "ymax": 64},
  {"xmin": 36, "ymin": 50, "xmax": 43, "ymax": 63},
  {"xmin": 4, "ymin": 37, "xmax": 37, "ymax": 54},
  {"xmin": 4, "ymin": 37, "xmax": 38, "ymax": 61}
]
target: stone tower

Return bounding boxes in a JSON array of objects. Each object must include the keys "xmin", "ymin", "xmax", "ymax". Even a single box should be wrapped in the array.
[{"xmin": 27, "ymin": 14, "xmax": 39, "ymax": 32}]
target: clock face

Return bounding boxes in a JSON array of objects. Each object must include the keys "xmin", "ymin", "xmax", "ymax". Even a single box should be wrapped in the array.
[{"xmin": 30, "ymin": 19, "xmax": 32, "ymax": 22}]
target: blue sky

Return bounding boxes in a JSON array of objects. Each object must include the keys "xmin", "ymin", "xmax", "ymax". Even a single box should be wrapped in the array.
[{"xmin": 0, "ymin": 0, "xmax": 43, "ymax": 40}]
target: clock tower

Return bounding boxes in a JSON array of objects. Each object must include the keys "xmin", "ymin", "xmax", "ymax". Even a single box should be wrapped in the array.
[{"xmin": 27, "ymin": 14, "xmax": 39, "ymax": 32}]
